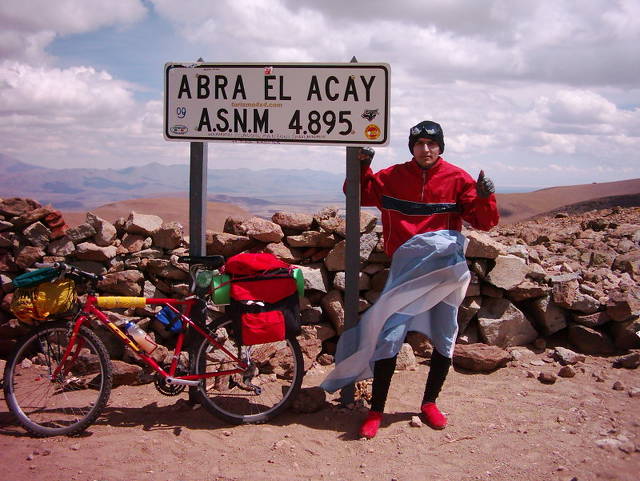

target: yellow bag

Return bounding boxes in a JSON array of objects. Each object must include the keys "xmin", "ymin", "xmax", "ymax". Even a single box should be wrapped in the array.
[{"xmin": 10, "ymin": 279, "xmax": 77, "ymax": 325}]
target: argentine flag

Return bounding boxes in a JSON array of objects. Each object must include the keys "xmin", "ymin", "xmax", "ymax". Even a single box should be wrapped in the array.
[{"xmin": 321, "ymin": 230, "xmax": 470, "ymax": 393}]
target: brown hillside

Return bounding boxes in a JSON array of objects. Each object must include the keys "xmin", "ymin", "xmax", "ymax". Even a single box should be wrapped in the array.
[
  {"xmin": 61, "ymin": 196, "xmax": 250, "ymax": 232},
  {"xmin": 60, "ymin": 179, "xmax": 640, "ymax": 228},
  {"xmin": 497, "ymin": 178, "xmax": 640, "ymax": 223}
]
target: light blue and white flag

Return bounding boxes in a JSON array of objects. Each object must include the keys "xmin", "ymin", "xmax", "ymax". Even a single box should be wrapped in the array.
[{"xmin": 321, "ymin": 230, "xmax": 470, "ymax": 393}]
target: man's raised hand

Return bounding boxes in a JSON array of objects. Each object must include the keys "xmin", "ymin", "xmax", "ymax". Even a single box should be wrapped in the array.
[
  {"xmin": 476, "ymin": 170, "xmax": 495, "ymax": 198},
  {"xmin": 358, "ymin": 147, "xmax": 375, "ymax": 166}
]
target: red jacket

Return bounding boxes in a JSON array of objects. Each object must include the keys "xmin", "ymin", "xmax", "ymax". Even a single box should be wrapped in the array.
[{"xmin": 356, "ymin": 157, "xmax": 499, "ymax": 256}]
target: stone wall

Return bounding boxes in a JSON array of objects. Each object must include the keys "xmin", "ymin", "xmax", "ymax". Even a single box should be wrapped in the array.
[{"xmin": 1, "ymin": 197, "xmax": 639, "ymax": 371}]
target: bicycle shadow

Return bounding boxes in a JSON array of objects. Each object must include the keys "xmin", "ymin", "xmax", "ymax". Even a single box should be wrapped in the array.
[
  {"xmin": 93, "ymin": 399, "xmax": 230, "ymax": 434},
  {"xmin": 92, "ymin": 398, "xmax": 375, "ymax": 440},
  {"xmin": 1, "ymin": 399, "xmax": 426, "ymax": 441},
  {"xmin": 0, "ymin": 410, "xmax": 32, "ymax": 437},
  {"xmin": 0, "ymin": 398, "xmax": 229, "ymax": 438}
]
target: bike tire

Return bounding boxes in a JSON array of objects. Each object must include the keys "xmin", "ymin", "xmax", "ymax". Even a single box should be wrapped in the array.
[
  {"xmin": 3, "ymin": 321, "xmax": 113, "ymax": 437},
  {"xmin": 192, "ymin": 316, "xmax": 304, "ymax": 424}
]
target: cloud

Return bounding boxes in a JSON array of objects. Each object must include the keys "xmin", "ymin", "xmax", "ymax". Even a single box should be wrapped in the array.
[
  {"xmin": 0, "ymin": 61, "xmax": 135, "ymax": 116},
  {"xmin": 0, "ymin": 0, "xmax": 147, "ymax": 34},
  {"xmin": 0, "ymin": 0, "xmax": 147, "ymax": 62}
]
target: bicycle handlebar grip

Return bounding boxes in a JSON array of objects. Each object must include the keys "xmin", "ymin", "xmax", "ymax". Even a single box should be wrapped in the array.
[
  {"xmin": 96, "ymin": 297, "xmax": 147, "ymax": 309},
  {"xmin": 81, "ymin": 271, "xmax": 104, "ymax": 282}
]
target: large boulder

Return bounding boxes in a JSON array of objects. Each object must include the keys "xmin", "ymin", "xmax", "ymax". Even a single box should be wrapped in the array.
[
  {"xmin": 238, "ymin": 217, "xmax": 284, "ymax": 243},
  {"xmin": 271, "ymin": 212, "xmax": 314, "ymax": 231},
  {"xmin": 121, "ymin": 233, "xmax": 148, "ymax": 253},
  {"xmin": 98, "ymin": 270, "xmax": 144, "ymax": 296},
  {"xmin": 477, "ymin": 298, "xmax": 538, "ymax": 347},
  {"xmin": 291, "ymin": 386, "xmax": 327, "ymax": 413},
  {"xmin": 608, "ymin": 318, "xmax": 640, "ymax": 350},
  {"xmin": 124, "ymin": 212, "xmax": 163, "ymax": 236},
  {"xmin": 146, "ymin": 259, "xmax": 189, "ymax": 281},
  {"xmin": 528, "ymin": 295, "xmax": 568, "ymax": 336},
  {"xmin": 613, "ymin": 250, "xmax": 640, "ymax": 279},
  {"xmin": 396, "ymin": 343, "xmax": 417, "ymax": 370},
  {"xmin": 567, "ymin": 324, "xmax": 616, "ymax": 355},
  {"xmin": 332, "ymin": 271, "xmax": 370, "ymax": 291},
  {"xmin": 22, "ymin": 221, "xmax": 51, "ymax": 248},
  {"xmin": 87, "ymin": 212, "xmax": 117, "ymax": 247},
  {"xmin": 47, "ymin": 236, "xmax": 75, "ymax": 256},
  {"xmin": 10, "ymin": 206, "xmax": 55, "ymax": 230},
  {"xmin": 507, "ymin": 280, "xmax": 550, "ymax": 302},
  {"xmin": 486, "ymin": 255, "xmax": 530, "ymax": 290},
  {"xmin": 66, "ymin": 223, "xmax": 96, "ymax": 243},
  {"xmin": 206, "ymin": 232, "xmax": 253, "ymax": 257},
  {"xmin": 297, "ymin": 263, "xmax": 330, "ymax": 293},
  {"xmin": 606, "ymin": 289, "xmax": 640, "ymax": 321},
  {"xmin": 15, "ymin": 245, "xmax": 45, "ymax": 269},
  {"xmin": 0, "ymin": 198, "xmax": 41, "ymax": 217},
  {"xmin": 457, "ymin": 296, "xmax": 482, "ymax": 335},
  {"xmin": 286, "ymin": 231, "xmax": 337, "ymax": 248},
  {"xmin": 551, "ymin": 275, "xmax": 580, "ymax": 309},
  {"xmin": 74, "ymin": 242, "xmax": 117, "ymax": 262},
  {"xmin": 263, "ymin": 242, "xmax": 301, "ymax": 263},
  {"xmin": 324, "ymin": 240, "xmax": 346, "ymax": 271},
  {"xmin": 464, "ymin": 231, "xmax": 505, "ymax": 259},
  {"xmin": 453, "ymin": 343, "xmax": 512, "ymax": 372},
  {"xmin": 321, "ymin": 290, "xmax": 345, "ymax": 334},
  {"xmin": 152, "ymin": 222, "xmax": 183, "ymax": 250}
]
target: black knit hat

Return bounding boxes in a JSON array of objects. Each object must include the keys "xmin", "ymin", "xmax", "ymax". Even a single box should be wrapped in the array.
[{"xmin": 408, "ymin": 120, "xmax": 445, "ymax": 154}]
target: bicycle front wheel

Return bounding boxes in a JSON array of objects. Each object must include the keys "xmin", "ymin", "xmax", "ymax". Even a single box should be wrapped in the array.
[
  {"xmin": 193, "ymin": 316, "xmax": 303, "ymax": 424},
  {"xmin": 3, "ymin": 321, "xmax": 113, "ymax": 437}
]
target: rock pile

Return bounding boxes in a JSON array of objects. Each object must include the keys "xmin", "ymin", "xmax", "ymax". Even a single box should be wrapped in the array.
[
  {"xmin": 488, "ymin": 207, "xmax": 640, "ymax": 355},
  {"xmin": 1, "ymin": 197, "xmax": 639, "ymax": 383}
]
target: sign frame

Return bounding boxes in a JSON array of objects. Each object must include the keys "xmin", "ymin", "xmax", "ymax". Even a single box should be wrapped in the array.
[{"xmin": 164, "ymin": 62, "xmax": 390, "ymax": 146}]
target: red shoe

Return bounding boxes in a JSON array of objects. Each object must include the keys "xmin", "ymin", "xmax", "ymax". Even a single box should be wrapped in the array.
[
  {"xmin": 359, "ymin": 410, "xmax": 383, "ymax": 439},
  {"xmin": 421, "ymin": 402, "xmax": 447, "ymax": 430}
]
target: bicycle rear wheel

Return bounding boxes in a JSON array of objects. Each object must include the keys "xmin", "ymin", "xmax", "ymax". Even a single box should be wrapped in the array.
[
  {"xmin": 3, "ymin": 321, "xmax": 113, "ymax": 437},
  {"xmin": 192, "ymin": 316, "xmax": 303, "ymax": 424}
]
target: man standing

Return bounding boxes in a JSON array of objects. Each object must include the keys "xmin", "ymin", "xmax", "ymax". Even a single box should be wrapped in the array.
[{"xmin": 322, "ymin": 120, "xmax": 499, "ymax": 438}]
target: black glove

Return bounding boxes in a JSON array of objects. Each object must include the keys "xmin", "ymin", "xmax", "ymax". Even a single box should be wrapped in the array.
[
  {"xmin": 358, "ymin": 147, "xmax": 375, "ymax": 166},
  {"xmin": 476, "ymin": 170, "xmax": 495, "ymax": 198}
]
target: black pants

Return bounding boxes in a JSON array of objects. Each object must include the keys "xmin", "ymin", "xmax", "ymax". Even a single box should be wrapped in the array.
[{"xmin": 370, "ymin": 348, "xmax": 452, "ymax": 413}]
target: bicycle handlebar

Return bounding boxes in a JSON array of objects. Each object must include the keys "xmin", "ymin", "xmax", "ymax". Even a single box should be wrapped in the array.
[
  {"xmin": 35, "ymin": 255, "xmax": 224, "ymax": 297},
  {"xmin": 35, "ymin": 262, "xmax": 104, "ymax": 284}
]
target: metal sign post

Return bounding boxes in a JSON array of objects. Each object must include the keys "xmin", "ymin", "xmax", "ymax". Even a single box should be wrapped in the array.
[
  {"xmin": 339, "ymin": 144, "xmax": 362, "ymax": 405},
  {"xmin": 189, "ymin": 141, "xmax": 208, "ymax": 256},
  {"xmin": 187, "ymin": 58, "xmax": 208, "ymax": 404}
]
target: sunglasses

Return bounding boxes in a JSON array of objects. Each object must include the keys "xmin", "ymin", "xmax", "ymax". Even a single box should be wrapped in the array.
[{"xmin": 410, "ymin": 125, "xmax": 442, "ymax": 137}]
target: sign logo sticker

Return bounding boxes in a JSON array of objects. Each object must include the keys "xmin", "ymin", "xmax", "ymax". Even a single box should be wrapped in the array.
[
  {"xmin": 361, "ymin": 109, "xmax": 379, "ymax": 121},
  {"xmin": 364, "ymin": 124, "xmax": 381, "ymax": 140},
  {"xmin": 170, "ymin": 125, "xmax": 188, "ymax": 135}
]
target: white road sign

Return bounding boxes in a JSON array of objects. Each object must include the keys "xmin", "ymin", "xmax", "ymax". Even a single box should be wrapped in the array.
[{"xmin": 164, "ymin": 63, "xmax": 390, "ymax": 145}]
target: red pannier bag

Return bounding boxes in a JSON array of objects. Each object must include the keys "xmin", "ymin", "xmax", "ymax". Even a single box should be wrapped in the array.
[{"xmin": 223, "ymin": 253, "xmax": 301, "ymax": 345}]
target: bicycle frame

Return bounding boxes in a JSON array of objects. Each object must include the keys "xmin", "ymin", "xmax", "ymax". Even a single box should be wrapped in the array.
[{"xmin": 53, "ymin": 294, "xmax": 248, "ymax": 385}]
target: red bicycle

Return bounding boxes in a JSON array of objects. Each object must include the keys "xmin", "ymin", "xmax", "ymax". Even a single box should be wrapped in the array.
[{"xmin": 3, "ymin": 257, "xmax": 303, "ymax": 437}]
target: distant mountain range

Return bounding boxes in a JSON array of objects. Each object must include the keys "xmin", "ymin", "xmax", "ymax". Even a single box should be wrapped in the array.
[
  {"xmin": 2, "ymin": 154, "xmax": 639, "ymax": 224},
  {"xmin": 0, "ymin": 153, "xmax": 345, "ymax": 211}
]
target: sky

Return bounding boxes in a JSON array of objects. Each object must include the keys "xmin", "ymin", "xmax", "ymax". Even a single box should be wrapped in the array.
[{"xmin": 0, "ymin": 0, "xmax": 639, "ymax": 189}]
